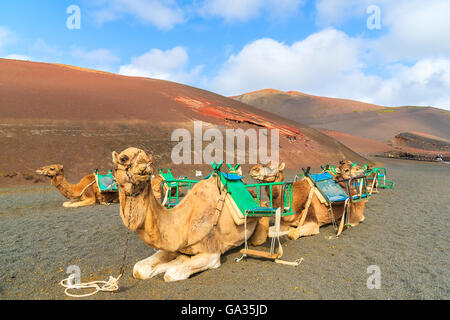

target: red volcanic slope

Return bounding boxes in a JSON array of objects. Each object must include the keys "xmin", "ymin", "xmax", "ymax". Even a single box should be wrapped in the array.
[
  {"xmin": 0, "ymin": 59, "xmax": 369, "ymax": 186},
  {"xmin": 319, "ymin": 129, "xmax": 391, "ymax": 154},
  {"xmin": 231, "ymin": 89, "xmax": 383, "ymax": 118},
  {"xmin": 232, "ymin": 88, "xmax": 450, "ymax": 144}
]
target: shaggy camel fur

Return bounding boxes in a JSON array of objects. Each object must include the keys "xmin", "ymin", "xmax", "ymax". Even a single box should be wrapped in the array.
[
  {"xmin": 249, "ymin": 161, "xmax": 367, "ymax": 241},
  {"xmin": 36, "ymin": 164, "xmax": 119, "ymax": 208},
  {"xmin": 112, "ymin": 147, "xmax": 267, "ymax": 282}
]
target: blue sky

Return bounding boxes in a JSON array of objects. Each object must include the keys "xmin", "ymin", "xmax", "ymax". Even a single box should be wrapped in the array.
[{"xmin": 1, "ymin": 0, "xmax": 449, "ymax": 109}]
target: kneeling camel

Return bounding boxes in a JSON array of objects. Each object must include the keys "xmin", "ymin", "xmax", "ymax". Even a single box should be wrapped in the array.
[
  {"xmin": 249, "ymin": 161, "xmax": 367, "ymax": 241},
  {"xmin": 112, "ymin": 147, "xmax": 267, "ymax": 282}
]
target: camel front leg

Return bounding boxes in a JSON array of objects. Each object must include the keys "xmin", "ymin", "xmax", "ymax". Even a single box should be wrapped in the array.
[
  {"xmin": 63, "ymin": 198, "xmax": 96, "ymax": 208},
  {"xmin": 288, "ymin": 222, "xmax": 320, "ymax": 240},
  {"xmin": 163, "ymin": 253, "xmax": 221, "ymax": 282},
  {"xmin": 62, "ymin": 199, "xmax": 76, "ymax": 207},
  {"xmin": 249, "ymin": 217, "xmax": 269, "ymax": 246},
  {"xmin": 133, "ymin": 250, "xmax": 180, "ymax": 280}
]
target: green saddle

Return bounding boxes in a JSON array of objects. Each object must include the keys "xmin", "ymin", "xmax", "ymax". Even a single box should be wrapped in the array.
[
  {"xmin": 214, "ymin": 162, "xmax": 294, "ymax": 217},
  {"xmin": 94, "ymin": 169, "xmax": 119, "ymax": 192}
]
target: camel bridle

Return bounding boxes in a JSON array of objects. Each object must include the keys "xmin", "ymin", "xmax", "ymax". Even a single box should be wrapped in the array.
[
  {"xmin": 113, "ymin": 150, "xmax": 151, "ymax": 197},
  {"xmin": 256, "ymin": 165, "xmax": 281, "ymax": 182}
]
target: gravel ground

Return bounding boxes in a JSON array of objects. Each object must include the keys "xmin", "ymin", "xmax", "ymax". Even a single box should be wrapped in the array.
[{"xmin": 0, "ymin": 158, "xmax": 449, "ymax": 300}]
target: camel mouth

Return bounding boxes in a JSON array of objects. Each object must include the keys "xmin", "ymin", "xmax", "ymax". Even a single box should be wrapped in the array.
[{"xmin": 249, "ymin": 174, "xmax": 264, "ymax": 182}]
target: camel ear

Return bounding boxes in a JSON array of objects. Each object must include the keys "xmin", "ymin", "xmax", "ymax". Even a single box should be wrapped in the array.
[
  {"xmin": 278, "ymin": 162, "xmax": 285, "ymax": 171},
  {"xmin": 112, "ymin": 151, "xmax": 120, "ymax": 164},
  {"xmin": 147, "ymin": 154, "xmax": 154, "ymax": 164}
]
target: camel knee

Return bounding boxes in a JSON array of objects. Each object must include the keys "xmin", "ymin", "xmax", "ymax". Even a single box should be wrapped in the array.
[
  {"xmin": 249, "ymin": 217, "xmax": 269, "ymax": 246},
  {"xmin": 133, "ymin": 251, "xmax": 178, "ymax": 280}
]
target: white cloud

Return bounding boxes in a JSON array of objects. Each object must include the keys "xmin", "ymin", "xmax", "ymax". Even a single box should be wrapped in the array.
[
  {"xmin": 70, "ymin": 46, "xmax": 120, "ymax": 72},
  {"xmin": 0, "ymin": 27, "xmax": 31, "ymax": 62},
  {"xmin": 199, "ymin": 0, "xmax": 303, "ymax": 22},
  {"xmin": 372, "ymin": 58, "xmax": 450, "ymax": 108},
  {"xmin": 118, "ymin": 46, "xmax": 203, "ymax": 83},
  {"xmin": 315, "ymin": 0, "xmax": 372, "ymax": 26},
  {"xmin": 210, "ymin": 28, "xmax": 450, "ymax": 110},
  {"xmin": 211, "ymin": 28, "xmax": 362, "ymax": 95},
  {"xmin": 3, "ymin": 54, "xmax": 31, "ymax": 61},
  {"xmin": 375, "ymin": 0, "xmax": 450, "ymax": 61},
  {"xmin": 90, "ymin": 0, "xmax": 185, "ymax": 30},
  {"xmin": 315, "ymin": 0, "xmax": 450, "ymax": 61}
]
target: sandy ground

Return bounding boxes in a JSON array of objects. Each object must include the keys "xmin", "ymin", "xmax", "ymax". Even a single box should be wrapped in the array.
[{"xmin": 1, "ymin": 158, "xmax": 449, "ymax": 300}]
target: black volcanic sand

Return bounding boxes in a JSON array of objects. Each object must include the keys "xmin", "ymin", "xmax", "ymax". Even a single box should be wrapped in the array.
[{"xmin": 1, "ymin": 158, "xmax": 449, "ymax": 300}]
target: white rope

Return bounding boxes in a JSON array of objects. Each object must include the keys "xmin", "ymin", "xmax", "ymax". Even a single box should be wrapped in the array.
[
  {"xmin": 60, "ymin": 274, "xmax": 121, "ymax": 298},
  {"xmin": 275, "ymin": 257, "xmax": 304, "ymax": 266},
  {"xmin": 235, "ymin": 214, "xmax": 248, "ymax": 262},
  {"xmin": 161, "ymin": 185, "xmax": 170, "ymax": 206},
  {"xmin": 272, "ymin": 208, "xmax": 303, "ymax": 267}
]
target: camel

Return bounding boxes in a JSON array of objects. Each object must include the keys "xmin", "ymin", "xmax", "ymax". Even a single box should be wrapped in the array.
[
  {"xmin": 36, "ymin": 164, "xmax": 119, "ymax": 208},
  {"xmin": 151, "ymin": 174, "xmax": 185, "ymax": 201},
  {"xmin": 249, "ymin": 160, "xmax": 367, "ymax": 241},
  {"xmin": 111, "ymin": 147, "xmax": 267, "ymax": 282}
]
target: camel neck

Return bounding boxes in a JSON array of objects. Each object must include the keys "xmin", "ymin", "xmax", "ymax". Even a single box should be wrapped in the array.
[
  {"xmin": 265, "ymin": 172, "xmax": 285, "ymax": 207},
  {"xmin": 52, "ymin": 174, "xmax": 75, "ymax": 198},
  {"xmin": 120, "ymin": 185, "xmax": 165, "ymax": 248}
]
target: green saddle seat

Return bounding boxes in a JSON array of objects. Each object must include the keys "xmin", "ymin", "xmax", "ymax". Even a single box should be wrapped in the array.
[
  {"xmin": 94, "ymin": 169, "xmax": 119, "ymax": 192},
  {"xmin": 216, "ymin": 170, "xmax": 289, "ymax": 217}
]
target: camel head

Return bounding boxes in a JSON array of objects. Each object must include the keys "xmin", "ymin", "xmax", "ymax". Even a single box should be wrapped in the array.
[
  {"xmin": 335, "ymin": 160, "xmax": 365, "ymax": 180},
  {"xmin": 35, "ymin": 164, "xmax": 64, "ymax": 177},
  {"xmin": 112, "ymin": 147, "xmax": 154, "ymax": 196},
  {"xmin": 249, "ymin": 161, "xmax": 285, "ymax": 182}
]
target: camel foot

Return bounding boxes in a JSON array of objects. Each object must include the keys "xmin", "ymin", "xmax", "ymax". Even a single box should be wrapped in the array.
[
  {"xmin": 62, "ymin": 201, "xmax": 72, "ymax": 208},
  {"xmin": 249, "ymin": 236, "xmax": 266, "ymax": 246},
  {"xmin": 268, "ymin": 226, "xmax": 291, "ymax": 238},
  {"xmin": 62, "ymin": 198, "xmax": 96, "ymax": 208},
  {"xmin": 133, "ymin": 250, "xmax": 179, "ymax": 280},
  {"xmin": 288, "ymin": 223, "xmax": 320, "ymax": 240},
  {"xmin": 163, "ymin": 253, "xmax": 221, "ymax": 282},
  {"xmin": 288, "ymin": 228, "xmax": 301, "ymax": 240}
]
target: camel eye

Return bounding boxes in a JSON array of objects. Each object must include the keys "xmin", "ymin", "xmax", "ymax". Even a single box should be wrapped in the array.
[{"xmin": 120, "ymin": 156, "xmax": 128, "ymax": 163}]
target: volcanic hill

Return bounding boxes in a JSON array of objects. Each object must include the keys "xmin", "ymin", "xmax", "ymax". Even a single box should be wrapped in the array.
[
  {"xmin": 0, "ymin": 59, "xmax": 368, "ymax": 186},
  {"xmin": 232, "ymin": 89, "xmax": 450, "ymax": 155}
]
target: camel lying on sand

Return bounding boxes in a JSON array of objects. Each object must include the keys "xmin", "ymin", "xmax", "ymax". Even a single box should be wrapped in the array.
[
  {"xmin": 112, "ymin": 147, "xmax": 267, "ymax": 282},
  {"xmin": 249, "ymin": 161, "xmax": 367, "ymax": 241},
  {"xmin": 36, "ymin": 164, "xmax": 119, "ymax": 208}
]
